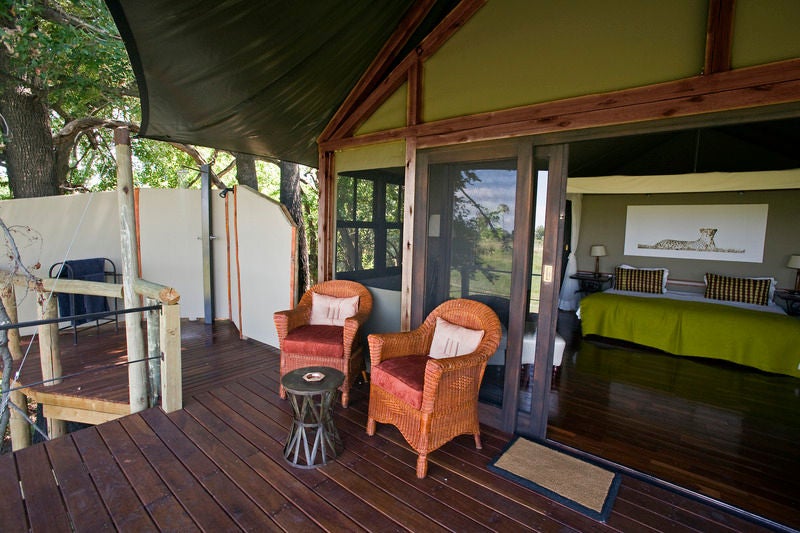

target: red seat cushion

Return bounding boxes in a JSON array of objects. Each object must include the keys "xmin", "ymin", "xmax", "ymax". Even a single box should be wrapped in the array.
[
  {"xmin": 283, "ymin": 325, "xmax": 344, "ymax": 358},
  {"xmin": 371, "ymin": 355, "xmax": 430, "ymax": 409}
]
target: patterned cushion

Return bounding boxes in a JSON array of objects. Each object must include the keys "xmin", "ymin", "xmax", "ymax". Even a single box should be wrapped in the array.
[
  {"xmin": 614, "ymin": 267, "xmax": 664, "ymax": 294},
  {"xmin": 283, "ymin": 325, "xmax": 344, "ymax": 358},
  {"xmin": 704, "ymin": 273, "xmax": 771, "ymax": 306},
  {"xmin": 371, "ymin": 355, "xmax": 430, "ymax": 409},
  {"xmin": 618, "ymin": 264, "xmax": 668, "ymax": 293}
]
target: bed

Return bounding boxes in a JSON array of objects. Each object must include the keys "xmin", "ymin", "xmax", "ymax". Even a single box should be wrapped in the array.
[{"xmin": 578, "ymin": 272, "xmax": 800, "ymax": 379}]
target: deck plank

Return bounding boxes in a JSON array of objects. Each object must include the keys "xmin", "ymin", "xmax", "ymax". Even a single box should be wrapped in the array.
[
  {"xmin": 14, "ymin": 441, "xmax": 73, "ymax": 532},
  {"xmin": 44, "ymin": 435, "xmax": 115, "ymax": 531},
  {"xmin": 118, "ymin": 414, "xmax": 240, "ymax": 531},
  {"xmin": 70, "ymin": 427, "xmax": 157, "ymax": 531},
  {"xmin": 4, "ymin": 319, "xmax": 793, "ymax": 533},
  {"xmin": 95, "ymin": 420, "xmax": 199, "ymax": 532},
  {"xmin": 138, "ymin": 408, "xmax": 280, "ymax": 531},
  {"xmin": 0, "ymin": 453, "xmax": 29, "ymax": 532},
  {"xmin": 189, "ymin": 387, "xmax": 371, "ymax": 532}
]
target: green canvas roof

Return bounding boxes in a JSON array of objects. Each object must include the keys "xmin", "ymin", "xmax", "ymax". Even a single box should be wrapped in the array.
[{"xmin": 107, "ymin": 0, "xmax": 456, "ymax": 167}]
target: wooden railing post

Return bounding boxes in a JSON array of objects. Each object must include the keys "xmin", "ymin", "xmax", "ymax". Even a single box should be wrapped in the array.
[
  {"xmin": 159, "ymin": 302, "xmax": 181, "ymax": 412},
  {"xmin": 2, "ymin": 284, "xmax": 30, "ymax": 450},
  {"xmin": 145, "ymin": 298, "xmax": 161, "ymax": 408},
  {"xmin": 115, "ymin": 127, "xmax": 148, "ymax": 413},
  {"xmin": 38, "ymin": 292, "xmax": 65, "ymax": 439}
]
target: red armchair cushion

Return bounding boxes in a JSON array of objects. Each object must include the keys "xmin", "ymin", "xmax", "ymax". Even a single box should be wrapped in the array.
[
  {"xmin": 283, "ymin": 325, "xmax": 345, "ymax": 358},
  {"xmin": 371, "ymin": 355, "xmax": 430, "ymax": 409}
]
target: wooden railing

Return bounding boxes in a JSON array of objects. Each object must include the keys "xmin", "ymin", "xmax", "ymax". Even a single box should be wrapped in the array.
[{"xmin": 2, "ymin": 272, "xmax": 181, "ymax": 450}]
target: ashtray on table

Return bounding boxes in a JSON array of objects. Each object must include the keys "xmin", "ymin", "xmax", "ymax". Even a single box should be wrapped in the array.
[{"xmin": 303, "ymin": 371, "xmax": 325, "ymax": 382}]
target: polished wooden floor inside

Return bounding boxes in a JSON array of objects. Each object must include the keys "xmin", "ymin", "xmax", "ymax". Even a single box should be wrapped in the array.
[
  {"xmin": 548, "ymin": 310, "xmax": 800, "ymax": 531},
  {"xmin": 0, "ymin": 319, "xmax": 795, "ymax": 532}
]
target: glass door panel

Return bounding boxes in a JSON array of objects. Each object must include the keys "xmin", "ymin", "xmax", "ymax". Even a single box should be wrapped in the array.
[
  {"xmin": 423, "ymin": 158, "xmax": 517, "ymax": 409},
  {"xmin": 517, "ymin": 168, "xmax": 549, "ymax": 414}
]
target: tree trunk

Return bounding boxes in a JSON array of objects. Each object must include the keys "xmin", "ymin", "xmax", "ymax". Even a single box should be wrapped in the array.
[
  {"xmin": 0, "ymin": 49, "xmax": 58, "ymax": 198},
  {"xmin": 234, "ymin": 152, "xmax": 258, "ymax": 189},
  {"xmin": 279, "ymin": 161, "xmax": 311, "ymax": 295}
]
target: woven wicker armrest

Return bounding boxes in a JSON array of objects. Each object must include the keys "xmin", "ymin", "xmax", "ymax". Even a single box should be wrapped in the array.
[
  {"xmin": 420, "ymin": 351, "xmax": 490, "ymax": 411},
  {"xmin": 342, "ymin": 311, "xmax": 369, "ymax": 356},
  {"xmin": 273, "ymin": 305, "xmax": 311, "ymax": 341},
  {"xmin": 368, "ymin": 329, "xmax": 430, "ymax": 367}
]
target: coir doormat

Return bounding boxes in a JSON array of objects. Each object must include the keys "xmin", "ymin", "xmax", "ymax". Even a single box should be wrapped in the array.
[{"xmin": 488, "ymin": 437, "xmax": 621, "ymax": 522}]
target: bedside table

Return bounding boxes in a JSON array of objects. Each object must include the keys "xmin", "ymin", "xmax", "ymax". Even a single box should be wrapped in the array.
[
  {"xmin": 570, "ymin": 272, "xmax": 613, "ymax": 295},
  {"xmin": 774, "ymin": 289, "xmax": 800, "ymax": 316}
]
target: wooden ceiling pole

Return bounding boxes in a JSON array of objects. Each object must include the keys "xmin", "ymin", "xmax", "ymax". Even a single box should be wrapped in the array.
[
  {"xmin": 317, "ymin": 149, "xmax": 336, "ymax": 282},
  {"xmin": 704, "ymin": 0, "xmax": 736, "ymax": 75}
]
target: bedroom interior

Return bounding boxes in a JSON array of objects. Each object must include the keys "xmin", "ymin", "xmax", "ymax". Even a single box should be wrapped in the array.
[{"xmin": 539, "ymin": 114, "xmax": 800, "ymax": 526}]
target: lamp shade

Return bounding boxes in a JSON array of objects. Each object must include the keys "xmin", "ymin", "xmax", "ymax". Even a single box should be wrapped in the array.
[
  {"xmin": 590, "ymin": 245, "xmax": 607, "ymax": 257},
  {"xmin": 787, "ymin": 255, "xmax": 800, "ymax": 269}
]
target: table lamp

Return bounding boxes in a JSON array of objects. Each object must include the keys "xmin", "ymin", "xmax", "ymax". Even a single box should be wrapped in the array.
[
  {"xmin": 787, "ymin": 254, "xmax": 800, "ymax": 292},
  {"xmin": 590, "ymin": 245, "xmax": 607, "ymax": 277}
]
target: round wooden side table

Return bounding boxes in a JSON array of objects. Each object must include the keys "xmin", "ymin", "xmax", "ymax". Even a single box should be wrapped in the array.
[{"xmin": 281, "ymin": 366, "xmax": 344, "ymax": 468}]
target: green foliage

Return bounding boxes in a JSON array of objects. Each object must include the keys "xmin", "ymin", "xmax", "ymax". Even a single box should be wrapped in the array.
[{"xmin": 1, "ymin": 0, "xmax": 136, "ymax": 119}]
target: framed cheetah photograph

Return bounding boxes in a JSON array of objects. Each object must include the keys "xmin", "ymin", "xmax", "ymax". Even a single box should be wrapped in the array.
[{"xmin": 624, "ymin": 204, "xmax": 768, "ymax": 262}]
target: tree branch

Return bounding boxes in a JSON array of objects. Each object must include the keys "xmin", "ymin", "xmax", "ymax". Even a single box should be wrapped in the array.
[
  {"xmin": 167, "ymin": 142, "xmax": 227, "ymax": 190},
  {"xmin": 35, "ymin": 0, "xmax": 123, "ymax": 41}
]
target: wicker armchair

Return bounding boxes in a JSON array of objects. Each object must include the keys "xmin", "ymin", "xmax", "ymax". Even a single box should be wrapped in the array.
[
  {"xmin": 366, "ymin": 298, "xmax": 501, "ymax": 478},
  {"xmin": 273, "ymin": 280, "xmax": 373, "ymax": 408}
]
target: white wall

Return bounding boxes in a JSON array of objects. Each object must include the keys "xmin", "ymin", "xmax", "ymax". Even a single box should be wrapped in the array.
[
  {"xmin": 233, "ymin": 185, "xmax": 296, "ymax": 347},
  {"xmin": 138, "ymin": 189, "xmax": 205, "ymax": 319},
  {"xmin": 0, "ymin": 187, "xmax": 295, "ymax": 346},
  {"xmin": 0, "ymin": 192, "xmax": 120, "ymax": 334}
]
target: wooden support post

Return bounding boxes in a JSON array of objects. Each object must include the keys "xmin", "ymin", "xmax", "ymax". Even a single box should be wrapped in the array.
[
  {"xmin": 2, "ymin": 285, "xmax": 30, "ymax": 450},
  {"xmin": 38, "ymin": 292, "xmax": 65, "ymax": 439},
  {"xmin": 146, "ymin": 298, "xmax": 161, "ymax": 408},
  {"xmin": 159, "ymin": 303, "xmax": 181, "ymax": 413},
  {"xmin": 115, "ymin": 127, "xmax": 148, "ymax": 413}
]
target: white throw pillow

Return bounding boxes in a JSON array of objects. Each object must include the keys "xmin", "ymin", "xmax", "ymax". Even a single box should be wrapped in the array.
[
  {"xmin": 309, "ymin": 293, "xmax": 359, "ymax": 326},
  {"xmin": 428, "ymin": 317, "xmax": 484, "ymax": 359}
]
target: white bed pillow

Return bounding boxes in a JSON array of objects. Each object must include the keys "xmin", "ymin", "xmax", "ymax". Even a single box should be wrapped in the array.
[
  {"xmin": 428, "ymin": 317, "xmax": 484, "ymax": 359},
  {"xmin": 309, "ymin": 293, "xmax": 359, "ymax": 326},
  {"xmin": 618, "ymin": 264, "xmax": 669, "ymax": 293}
]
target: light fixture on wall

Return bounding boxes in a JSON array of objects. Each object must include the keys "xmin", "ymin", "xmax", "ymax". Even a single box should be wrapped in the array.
[
  {"xmin": 787, "ymin": 254, "xmax": 800, "ymax": 292},
  {"xmin": 590, "ymin": 245, "xmax": 607, "ymax": 277}
]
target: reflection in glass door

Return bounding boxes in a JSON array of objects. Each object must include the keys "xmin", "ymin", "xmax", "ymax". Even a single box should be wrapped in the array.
[{"xmin": 423, "ymin": 159, "xmax": 517, "ymax": 409}]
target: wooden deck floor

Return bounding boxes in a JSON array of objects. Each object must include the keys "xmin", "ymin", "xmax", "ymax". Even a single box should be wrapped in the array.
[{"xmin": 0, "ymin": 320, "xmax": 790, "ymax": 532}]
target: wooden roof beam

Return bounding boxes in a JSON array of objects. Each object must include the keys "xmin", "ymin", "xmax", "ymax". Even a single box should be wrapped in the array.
[
  {"xmin": 704, "ymin": 0, "xmax": 736, "ymax": 75},
  {"xmin": 319, "ymin": 57, "xmax": 800, "ymax": 153},
  {"xmin": 319, "ymin": 0, "xmax": 437, "ymax": 143},
  {"xmin": 326, "ymin": 0, "xmax": 487, "ymax": 142}
]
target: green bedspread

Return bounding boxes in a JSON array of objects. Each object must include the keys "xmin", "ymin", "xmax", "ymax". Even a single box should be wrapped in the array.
[{"xmin": 579, "ymin": 292, "xmax": 800, "ymax": 378}]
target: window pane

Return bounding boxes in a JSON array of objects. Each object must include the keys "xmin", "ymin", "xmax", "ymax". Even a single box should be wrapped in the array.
[
  {"xmin": 336, "ymin": 227, "xmax": 358, "ymax": 272},
  {"xmin": 355, "ymin": 180, "xmax": 373, "ymax": 222},
  {"xmin": 448, "ymin": 166, "xmax": 515, "ymax": 301},
  {"xmin": 386, "ymin": 228, "xmax": 401, "ymax": 267},
  {"xmin": 337, "ymin": 176, "xmax": 354, "ymax": 220},
  {"xmin": 358, "ymin": 228, "xmax": 375, "ymax": 269},
  {"xmin": 386, "ymin": 183, "xmax": 401, "ymax": 222}
]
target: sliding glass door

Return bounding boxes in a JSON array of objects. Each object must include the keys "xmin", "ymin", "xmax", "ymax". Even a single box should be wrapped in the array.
[
  {"xmin": 423, "ymin": 157, "xmax": 518, "ymax": 409},
  {"xmin": 414, "ymin": 141, "xmax": 568, "ymax": 433}
]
